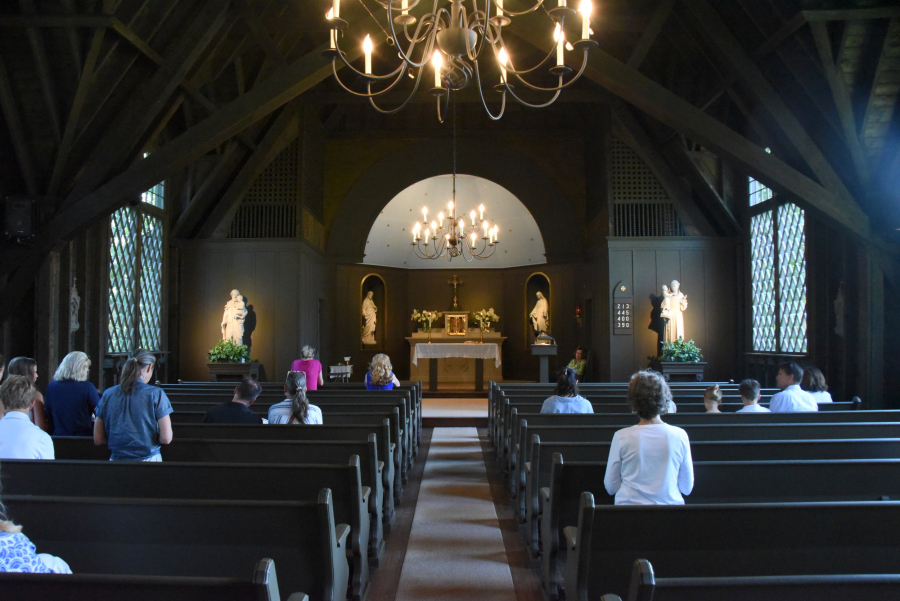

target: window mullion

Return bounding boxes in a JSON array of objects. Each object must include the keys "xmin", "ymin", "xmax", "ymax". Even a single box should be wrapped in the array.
[
  {"xmin": 772, "ymin": 206, "xmax": 782, "ymax": 353},
  {"xmin": 132, "ymin": 208, "xmax": 143, "ymax": 352}
]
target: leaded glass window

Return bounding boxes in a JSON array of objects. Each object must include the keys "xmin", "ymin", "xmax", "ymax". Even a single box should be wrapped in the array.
[
  {"xmin": 748, "ymin": 171, "xmax": 807, "ymax": 354},
  {"xmin": 108, "ymin": 178, "xmax": 165, "ymax": 353}
]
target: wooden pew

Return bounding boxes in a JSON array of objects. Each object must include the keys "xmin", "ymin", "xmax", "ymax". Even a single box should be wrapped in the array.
[
  {"xmin": 511, "ymin": 421, "xmax": 900, "ymax": 503},
  {"xmin": 174, "ymin": 421, "xmax": 400, "ymax": 509},
  {"xmin": 560, "ymin": 494, "xmax": 900, "ymax": 601},
  {"xmin": 52, "ymin": 435, "xmax": 387, "ymax": 562},
  {"xmin": 1, "ymin": 458, "xmax": 370, "ymax": 600},
  {"xmin": 539, "ymin": 456, "xmax": 900, "ymax": 586},
  {"xmin": 601, "ymin": 559, "xmax": 900, "ymax": 601},
  {"xmin": 0, "ymin": 559, "xmax": 311, "ymax": 601},
  {"xmin": 3, "ymin": 492, "xmax": 349, "ymax": 601}
]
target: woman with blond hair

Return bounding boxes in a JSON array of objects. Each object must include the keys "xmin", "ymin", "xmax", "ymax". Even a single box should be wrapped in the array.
[
  {"xmin": 268, "ymin": 371, "xmax": 323, "ymax": 425},
  {"xmin": 0, "ymin": 478, "xmax": 70, "ymax": 573},
  {"xmin": 43, "ymin": 351, "xmax": 100, "ymax": 436},
  {"xmin": 365, "ymin": 354, "xmax": 400, "ymax": 390},
  {"xmin": 290, "ymin": 345, "xmax": 324, "ymax": 391},
  {"xmin": 703, "ymin": 384, "xmax": 723, "ymax": 414}
]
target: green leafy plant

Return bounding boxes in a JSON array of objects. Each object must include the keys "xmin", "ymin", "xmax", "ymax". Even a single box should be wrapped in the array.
[
  {"xmin": 411, "ymin": 309, "xmax": 444, "ymax": 331},
  {"xmin": 649, "ymin": 337, "xmax": 703, "ymax": 363},
  {"xmin": 472, "ymin": 308, "xmax": 500, "ymax": 332},
  {"xmin": 208, "ymin": 339, "xmax": 250, "ymax": 362}
]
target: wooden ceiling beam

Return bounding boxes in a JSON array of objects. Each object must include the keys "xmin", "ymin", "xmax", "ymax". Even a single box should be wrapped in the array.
[
  {"xmin": 803, "ymin": 8, "xmax": 900, "ymax": 22},
  {"xmin": 19, "ymin": 0, "xmax": 63, "ymax": 142},
  {"xmin": 506, "ymin": 18, "xmax": 873, "ymax": 243},
  {"xmin": 170, "ymin": 141, "xmax": 245, "ymax": 239},
  {"xmin": 0, "ymin": 55, "xmax": 40, "ymax": 198},
  {"xmin": 59, "ymin": 0, "xmax": 83, "ymax": 73},
  {"xmin": 61, "ymin": 0, "xmax": 230, "ymax": 212},
  {"xmin": 627, "ymin": 0, "xmax": 675, "ymax": 70},
  {"xmin": 809, "ymin": 20, "xmax": 869, "ymax": 183},
  {"xmin": 200, "ymin": 104, "xmax": 300, "ymax": 238},
  {"xmin": 860, "ymin": 19, "xmax": 900, "ymax": 166},
  {"xmin": 236, "ymin": 0, "xmax": 286, "ymax": 69}
]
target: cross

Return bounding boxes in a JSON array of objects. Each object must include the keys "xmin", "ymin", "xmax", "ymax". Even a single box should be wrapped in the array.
[{"xmin": 447, "ymin": 274, "xmax": 464, "ymax": 309}]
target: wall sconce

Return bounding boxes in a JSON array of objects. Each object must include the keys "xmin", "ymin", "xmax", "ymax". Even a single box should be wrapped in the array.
[{"xmin": 575, "ymin": 303, "xmax": 583, "ymax": 326}]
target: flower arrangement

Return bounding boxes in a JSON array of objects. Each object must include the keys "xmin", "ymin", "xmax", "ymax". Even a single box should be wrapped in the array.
[
  {"xmin": 472, "ymin": 308, "xmax": 500, "ymax": 332},
  {"xmin": 648, "ymin": 337, "xmax": 703, "ymax": 363},
  {"xmin": 411, "ymin": 309, "xmax": 444, "ymax": 332},
  {"xmin": 208, "ymin": 339, "xmax": 250, "ymax": 362}
]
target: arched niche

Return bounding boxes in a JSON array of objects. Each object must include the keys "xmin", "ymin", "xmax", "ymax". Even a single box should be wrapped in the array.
[
  {"xmin": 360, "ymin": 274, "xmax": 386, "ymax": 350},
  {"xmin": 327, "ymin": 138, "xmax": 582, "ymax": 265},
  {"xmin": 525, "ymin": 272, "xmax": 551, "ymax": 345}
]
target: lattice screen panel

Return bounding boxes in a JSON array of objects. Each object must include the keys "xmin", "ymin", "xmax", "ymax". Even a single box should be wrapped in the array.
[
  {"xmin": 611, "ymin": 137, "xmax": 686, "ymax": 236},
  {"xmin": 139, "ymin": 214, "xmax": 163, "ymax": 350},
  {"xmin": 777, "ymin": 203, "xmax": 808, "ymax": 353},
  {"xmin": 229, "ymin": 140, "xmax": 299, "ymax": 238},
  {"xmin": 750, "ymin": 211, "xmax": 776, "ymax": 352},
  {"xmin": 108, "ymin": 208, "xmax": 137, "ymax": 353},
  {"xmin": 302, "ymin": 207, "xmax": 327, "ymax": 252}
]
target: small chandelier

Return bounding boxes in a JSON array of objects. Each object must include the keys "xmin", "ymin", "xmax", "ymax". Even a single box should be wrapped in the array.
[
  {"xmin": 324, "ymin": 0, "xmax": 597, "ymax": 121},
  {"xmin": 411, "ymin": 104, "xmax": 498, "ymax": 261}
]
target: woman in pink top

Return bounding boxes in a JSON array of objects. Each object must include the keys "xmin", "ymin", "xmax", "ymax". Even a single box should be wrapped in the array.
[{"xmin": 290, "ymin": 345, "xmax": 324, "ymax": 391}]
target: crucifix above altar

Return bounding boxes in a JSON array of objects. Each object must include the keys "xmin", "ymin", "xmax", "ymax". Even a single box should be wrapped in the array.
[{"xmin": 447, "ymin": 274, "xmax": 463, "ymax": 309}]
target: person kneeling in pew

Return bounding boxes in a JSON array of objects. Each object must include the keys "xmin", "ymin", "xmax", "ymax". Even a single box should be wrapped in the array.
[
  {"xmin": 268, "ymin": 371, "xmax": 323, "ymax": 425},
  {"xmin": 202, "ymin": 377, "xmax": 264, "ymax": 424},
  {"xmin": 736, "ymin": 379, "xmax": 770, "ymax": 413},
  {"xmin": 604, "ymin": 370, "xmax": 693, "ymax": 505}
]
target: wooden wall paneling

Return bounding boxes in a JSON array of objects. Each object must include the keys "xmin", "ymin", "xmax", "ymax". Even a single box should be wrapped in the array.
[
  {"xmin": 608, "ymin": 249, "xmax": 634, "ymax": 381},
  {"xmin": 278, "ymin": 248, "xmax": 299, "ymax": 377}
]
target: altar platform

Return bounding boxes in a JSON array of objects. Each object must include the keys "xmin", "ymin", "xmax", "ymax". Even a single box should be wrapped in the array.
[{"xmin": 406, "ymin": 330, "xmax": 507, "ymax": 392}]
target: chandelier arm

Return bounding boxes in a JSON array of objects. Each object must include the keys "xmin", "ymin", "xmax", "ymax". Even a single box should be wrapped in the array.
[
  {"xmin": 472, "ymin": 61, "xmax": 506, "ymax": 121},
  {"xmin": 403, "ymin": 13, "xmax": 437, "ymax": 44},
  {"xmin": 498, "ymin": 40, "xmax": 557, "ymax": 76},
  {"xmin": 398, "ymin": 13, "xmax": 440, "ymax": 59},
  {"xmin": 387, "ymin": 3, "xmax": 446, "ymax": 67},
  {"xmin": 507, "ymin": 50, "xmax": 590, "ymax": 93},
  {"xmin": 366, "ymin": 65, "xmax": 428, "ymax": 114},
  {"xmin": 504, "ymin": 79, "xmax": 562, "ymax": 108},
  {"xmin": 492, "ymin": 0, "xmax": 546, "ymax": 18},
  {"xmin": 377, "ymin": 0, "xmax": 425, "ymax": 12},
  {"xmin": 331, "ymin": 43, "xmax": 408, "ymax": 84},
  {"xmin": 435, "ymin": 91, "xmax": 450, "ymax": 123}
]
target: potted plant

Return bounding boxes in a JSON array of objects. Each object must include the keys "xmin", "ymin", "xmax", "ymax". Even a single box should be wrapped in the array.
[
  {"xmin": 648, "ymin": 337, "xmax": 707, "ymax": 382},
  {"xmin": 472, "ymin": 308, "xmax": 500, "ymax": 343},
  {"xmin": 207, "ymin": 340, "xmax": 257, "ymax": 382},
  {"xmin": 411, "ymin": 309, "xmax": 443, "ymax": 342}
]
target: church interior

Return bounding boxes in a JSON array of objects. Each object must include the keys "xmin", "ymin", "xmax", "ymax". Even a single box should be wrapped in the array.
[{"xmin": 2, "ymin": 0, "xmax": 900, "ymax": 599}]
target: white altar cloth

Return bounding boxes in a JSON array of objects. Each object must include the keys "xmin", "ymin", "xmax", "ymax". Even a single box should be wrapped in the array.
[{"xmin": 412, "ymin": 343, "xmax": 502, "ymax": 368}]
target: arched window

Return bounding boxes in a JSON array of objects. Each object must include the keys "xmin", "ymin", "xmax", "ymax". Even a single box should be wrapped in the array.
[
  {"xmin": 749, "ymin": 173, "xmax": 807, "ymax": 353},
  {"xmin": 108, "ymin": 175, "xmax": 165, "ymax": 352}
]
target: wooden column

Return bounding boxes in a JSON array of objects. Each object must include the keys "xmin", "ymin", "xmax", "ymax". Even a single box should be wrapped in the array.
[
  {"xmin": 858, "ymin": 248, "xmax": 885, "ymax": 408},
  {"xmin": 35, "ymin": 251, "xmax": 60, "ymax": 385}
]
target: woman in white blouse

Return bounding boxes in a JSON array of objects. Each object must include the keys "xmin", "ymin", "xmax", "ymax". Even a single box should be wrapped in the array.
[
  {"xmin": 604, "ymin": 370, "xmax": 694, "ymax": 505},
  {"xmin": 800, "ymin": 366, "xmax": 833, "ymax": 403},
  {"xmin": 267, "ymin": 371, "xmax": 323, "ymax": 425}
]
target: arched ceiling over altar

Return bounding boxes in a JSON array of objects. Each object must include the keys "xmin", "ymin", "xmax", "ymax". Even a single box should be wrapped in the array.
[{"xmin": 362, "ymin": 175, "xmax": 546, "ymax": 269}]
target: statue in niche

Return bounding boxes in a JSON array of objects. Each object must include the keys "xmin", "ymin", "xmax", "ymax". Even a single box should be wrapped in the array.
[
  {"xmin": 529, "ymin": 291, "xmax": 549, "ymax": 336},
  {"xmin": 222, "ymin": 289, "xmax": 248, "ymax": 345},
  {"xmin": 361, "ymin": 291, "xmax": 378, "ymax": 345},
  {"xmin": 661, "ymin": 280, "xmax": 688, "ymax": 342},
  {"xmin": 70, "ymin": 278, "xmax": 80, "ymax": 333}
]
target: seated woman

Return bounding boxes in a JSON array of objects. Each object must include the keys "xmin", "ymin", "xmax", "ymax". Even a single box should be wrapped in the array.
[
  {"xmin": 94, "ymin": 350, "xmax": 173, "ymax": 461},
  {"xmin": 6, "ymin": 357, "xmax": 47, "ymax": 432},
  {"xmin": 290, "ymin": 345, "xmax": 324, "ymax": 391},
  {"xmin": 703, "ymin": 384, "xmax": 722, "ymax": 413},
  {"xmin": 44, "ymin": 351, "xmax": 100, "ymax": 436},
  {"xmin": 366, "ymin": 354, "xmax": 400, "ymax": 390},
  {"xmin": 566, "ymin": 346, "xmax": 587, "ymax": 381},
  {"xmin": 604, "ymin": 370, "xmax": 694, "ymax": 505},
  {"xmin": 0, "ymin": 487, "xmax": 70, "ymax": 574},
  {"xmin": 268, "ymin": 371, "xmax": 323, "ymax": 425},
  {"xmin": 801, "ymin": 366, "xmax": 833, "ymax": 403},
  {"xmin": 540, "ymin": 367, "xmax": 593, "ymax": 414}
]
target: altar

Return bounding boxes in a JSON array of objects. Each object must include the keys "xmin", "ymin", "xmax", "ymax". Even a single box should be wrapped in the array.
[{"xmin": 406, "ymin": 330, "xmax": 506, "ymax": 391}]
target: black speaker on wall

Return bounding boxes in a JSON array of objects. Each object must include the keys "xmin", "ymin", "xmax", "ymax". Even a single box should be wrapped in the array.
[{"xmin": 4, "ymin": 197, "xmax": 34, "ymax": 238}]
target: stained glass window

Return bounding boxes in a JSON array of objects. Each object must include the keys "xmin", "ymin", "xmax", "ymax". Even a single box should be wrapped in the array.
[
  {"xmin": 749, "ymin": 177, "xmax": 773, "ymax": 207},
  {"xmin": 108, "ymin": 179, "xmax": 165, "ymax": 352},
  {"xmin": 777, "ymin": 204, "xmax": 807, "ymax": 353},
  {"xmin": 750, "ymin": 212, "xmax": 776, "ymax": 351}
]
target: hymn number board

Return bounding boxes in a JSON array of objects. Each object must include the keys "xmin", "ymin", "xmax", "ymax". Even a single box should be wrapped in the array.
[{"xmin": 613, "ymin": 283, "xmax": 633, "ymax": 336}]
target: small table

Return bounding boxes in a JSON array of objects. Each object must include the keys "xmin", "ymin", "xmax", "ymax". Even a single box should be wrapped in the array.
[
  {"xmin": 330, "ymin": 365, "xmax": 353, "ymax": 383},
  {"xmin": 531, "ymin": 344, "xmax": 558, "ymax": 383},
  {"xmin": 412, "ymin": 343, "xmax": 502, "ymax": 392}
]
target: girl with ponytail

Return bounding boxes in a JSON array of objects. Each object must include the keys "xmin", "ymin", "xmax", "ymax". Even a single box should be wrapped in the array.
[
  {"xmin": 268, "ymin": 371, "xmax": 323, "ymax": 425},
  {"xmin": 93, "ymin": 349, "xmax": 173, "ymax": 461}
]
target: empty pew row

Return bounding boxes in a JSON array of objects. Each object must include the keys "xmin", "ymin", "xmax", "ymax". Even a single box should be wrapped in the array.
[
  {"xmin": 52, "ymin": 435, "xmax": 388, "ymax": 568},
  {"xmin": 537, "ymin": 457, "xmax": 900, "ymax": 583},
  {"xmin": 601, "ymin": 559, "xmax": 900, "ymax": 601},
  {"xmin": 508, "ymin": 421, "xmax": 900, "ymax": 504},
  {"xmin": 2, "ymin": 459, "xmax": 369, "ymax": 600},
  {"xmin": 558, "ymin": 495, "xmax": 900, "ymax": 601},
  {"xmin": 0, "ymin": 559, "xmax": 311, "ymax": 601},
  {"xmin": 3, "ymin": 492, "xmax": 348, "ymax": 601}
]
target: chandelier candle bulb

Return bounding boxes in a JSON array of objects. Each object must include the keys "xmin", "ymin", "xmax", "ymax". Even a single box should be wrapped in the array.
[
  {"xmin": 363, "ymin": 35, "xmax": 373, "ymax": 74},
  {"xmin": 483, "ymin": 221, "xmax": 489, "ymax": 236},
  {"xmin": 479, "ymin": 204, "xmax": 485, "ymax": 220},
  {"xmin": 438, "ymin": 212, "xmax": 444, "ymax": 227},
  {"xmin": 498, "ymin": 47, "xmax": 508, "ymax": 84},
  {"xmin": 579, "ymin": 0, "xmax": 591, "ymax": 39},
  {"xmin": 432, "ymin": 51, "xmax": 443, "ymax": 88},
  {"xmin": 431, "ymin": 220, "xmax": 437, "ymax": 231},
  {"xmin": 401, "ymin": 0, "xmax": 408, "ymax": 14},
  {"xmin": 326, "ymin": 10, "xmax": 335, "ymax": 48},
  {"xmin": 496, "ymin": 0, "xmax": 503, "ymax": 17},
  {"xmin": 333, "ymin": 0, "xmax": 339, "ymax": 19},
  {"xmin": 555, "ymin": 24, "xmax": 564, "ymax": 66},
  {"xmin": 559, "ymin": 0, "xmax": 565, "ymax": 7},
  {"xmin": 425, "ymin": 228, "xmax": 430, "ymax": 240},
  {"xmin": 470, "ymin": 210, "xmax": 476, "ymax": 226}
]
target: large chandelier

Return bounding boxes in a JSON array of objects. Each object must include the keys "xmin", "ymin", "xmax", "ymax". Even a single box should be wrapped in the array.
[
  {"xmin": 411, "ymin": 104, "xmax": 498, "ymax": 261},
  {"xmin": 324, "ymin": 0, "xmax": 597, "ymax": 121}
]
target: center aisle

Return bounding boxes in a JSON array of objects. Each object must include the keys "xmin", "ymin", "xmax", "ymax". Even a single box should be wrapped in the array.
[{"xmin": 394, "ymin": 427, "xmax": 518, "ymax": 601}]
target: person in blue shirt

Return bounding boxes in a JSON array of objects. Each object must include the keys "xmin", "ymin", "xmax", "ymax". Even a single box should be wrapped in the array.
[
  {"xmin": 366, "ymin": 354, "xmax": 400, "ymax": 390},
  {"xmin": 94, "ymin": 350, "xmax": 173, "ymax": 461},
  {"xmin": 540, "ymin": 367, "xmax": 593, "ymax": 414},
  {"xmin": 44, "ymin": 351, "xmax": 100, "ymax": 436}
]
